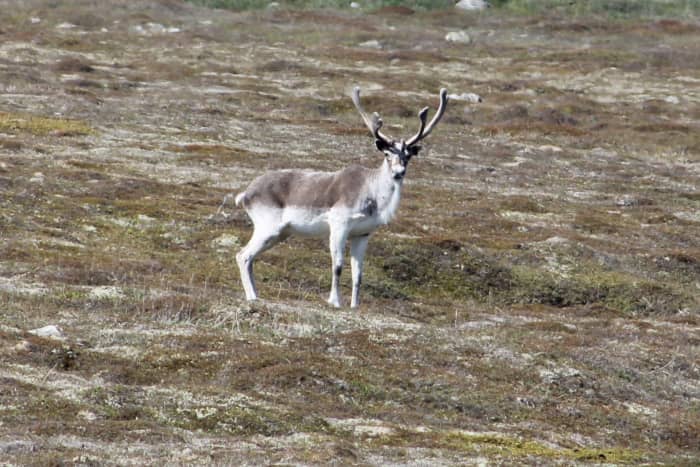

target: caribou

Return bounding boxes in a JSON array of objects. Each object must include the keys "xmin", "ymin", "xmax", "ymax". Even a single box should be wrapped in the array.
[{"xmin": 235, "ymin": 87, "xmax": 448, "ymax": 307}]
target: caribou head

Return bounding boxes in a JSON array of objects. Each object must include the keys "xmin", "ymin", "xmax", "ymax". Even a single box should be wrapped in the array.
[{"xmin": 352, "ymin": 87, "xmax": 448, "ymax": 180}]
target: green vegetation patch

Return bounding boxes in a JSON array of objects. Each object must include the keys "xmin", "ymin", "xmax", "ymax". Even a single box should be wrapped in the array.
[
  {"xmin": 443, "ymin": 431, "xmax": 647, "ymax": 463},
  {"xmin": 0, "ymin": 112, "xmax": 93, "ymax": 136},
  {"xmin": 372, "ymin": 237, "xmax": 693, "ymax": 315},
  {"xmin": 161, "ymin": 402, "xmax": 330, "ymax": 436},
  {"xmin": 188, "ymin": 0, "xmax": 453, "ymax": 11},
  {"xmin": 492, "ymin": 0, "xmax": 700, "ymax": 17},
  {"xmin": 378, "ymin": 430, "xmax": 648, "ymax": 464},
  {"xmin": 188, "ymin": 0, "xmax": 700, "ymax": 17}
]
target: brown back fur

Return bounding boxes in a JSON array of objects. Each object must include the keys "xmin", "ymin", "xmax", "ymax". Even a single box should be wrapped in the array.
[{"xmin": 244, "ymin": 165, "xmax": 371, "ymax": 209}]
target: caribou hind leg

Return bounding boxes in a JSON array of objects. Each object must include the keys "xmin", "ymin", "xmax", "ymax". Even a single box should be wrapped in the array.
[{"xmin": 236, "ymin": 221, "xmax": 286, "ymax": 301}]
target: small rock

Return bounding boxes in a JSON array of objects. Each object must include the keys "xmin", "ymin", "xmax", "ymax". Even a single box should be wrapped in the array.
[
  {"xmin": 615, "ymin": 197, "xmax": 636, "ymax": 207},
  {"xmin": 623, "ymin": 402, "xmax": 657, "ymax": 417},
  {"xmin": 359, "ymin": 40, "xmax": 382, "ymax": 49},
  {"xmin": 516, "ymin": 396, "xmax": 537, "ymax": 408},
  {"xmin": 448, "ymin": 92, "xmax": 482, "ymax": 103},
  {"xmin": 539, "ymin": 366, "xmax": 580, "ymax": 384},
  {"xmin": 29, "ymin": 325, "xmax": 65, "ymax": 340},
  {"xmin": 30, "ymin": 17, "xmax": 41, "ymax": 24},
  {"xmin": 354, "ymin": 424, "xmax": 394, "ymax": 437},
  {"xmin": 590, "ymin": 147, "xmax": 617, "ymax": 159},
  {"xmin": 29, "ymin": 172, "xmax": 45, "ymax": 184},
  {"xmin": 132, "ymin": 23, "xmax": 180, "ymax": 35},
  {"xmin": 537, "ymin": 144, "xmax": 562, "ymax": 153},
  {"xmin": 674, "ymin": 210, "xmax": 700, "ymax": 223},
  {"xmin": 161, "ymin": 231, "xmax": 186, "ymax": 245},
  {"xmin": 664, "ymin": 95, "xmax": 680, "ymax": 105},
  {"xmin": 615, "ymin": 196, "xmax": 654, "ymax": 207},
  {"xmin": 78, "ymin": 410, "xmax": 97, "ymax": 421},
  {"xmin": 147, "ymin": 22, "xmax": 166, "ymax": 33},
  {"xmin": 212, "ymin": 233, "xmax": 240, "ymax": 249},
  {"xmin": 88, "ymin": 286, "xmax": 125, "ymax": 301},
  {"xmin": 455, "ymin": 0, "xmax": 490, "ymax": 11},
  {"xmin": 445, "ymin": 30, "xmax": 472, "ymax": 44},
  {"xmin": 543, "ymin": 236, "xmax": 569, "ymax": 245},
  {"xmin": 13, "ymin": 340, "xmax": 32, "ymax": 352},
  {"xmin": 137, "ymin": 214, "xmax": 156, "ymax": 225}
]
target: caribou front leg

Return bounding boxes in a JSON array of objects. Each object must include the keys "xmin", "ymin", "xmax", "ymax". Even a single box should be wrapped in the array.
[
  {"xmin": 327, "ymin": 224, "xmax": 349, "ymax": 308},
  {"xmin": 350, "ymin": 234, "xmax": 369, "ymax": 308}
]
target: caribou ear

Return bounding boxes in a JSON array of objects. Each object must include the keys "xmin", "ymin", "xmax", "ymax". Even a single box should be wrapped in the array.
[
  {"xmin": 407, "ymin": 145, "xmax": 421, "ymax": 157},
  {"xmin": 375, "ymin": 138, "xmax": 392, "ymax": 152}
]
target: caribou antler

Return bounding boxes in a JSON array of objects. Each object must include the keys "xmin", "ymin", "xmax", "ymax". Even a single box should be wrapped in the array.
[
  {"xmin": 352, "ymin": 87, "xmax": 392, "ymax": 145},
  {"xmin": 406, "ymin": 106, "xmax": 429, "ymax": 146},
  {"xmin": 406, "ymin": 88, "xmax": 448, "ymax": 146}
]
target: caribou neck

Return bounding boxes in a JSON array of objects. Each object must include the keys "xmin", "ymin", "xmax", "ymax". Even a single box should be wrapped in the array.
[{"xmin": 367, "ymin": 157, "xmax": 404, "ymax": 226}]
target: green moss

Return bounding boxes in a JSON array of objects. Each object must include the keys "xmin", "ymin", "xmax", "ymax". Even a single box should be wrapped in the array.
[
  {"xmin": 382, "ymin": 431, "xmax": 647, "ymax": 463},
  {"xmin": 373, "ymin": 238, "xmax": 515, "ymax": 304},
  {"xmin": 347, "ymin": 379, "xmax": 388, "ymax": 402},
  {"xmin": 492, "ymin": 0, "xmax": 700, "ymax": 17},
  {"xmin": 163, "ymin": 402, "xmax": 331, "ymax": 437},
  {"xmin": 187, "ymin": 0, "xmax": 454, "ymax": 12},
  {"xmin": 369, "ymin": 236, "xmax": 693, "ymax": 314},
  {"xmin": 0, "ymin": 111, "xmax": 93, "ymax": 136},
  {"xmin": 498, "ymin": 196, "xmax": 549, "ymax": 214},
  {"xmin": 509, "ymin": 267, "xmax": 690, "ymax": 314},
  {"xmin": 84, "ymin": 386, "xmax": 146, "ymax": 421},
  {"xmin": 52, "ymin": 288, "xmax": 89, "ymax": 304}
]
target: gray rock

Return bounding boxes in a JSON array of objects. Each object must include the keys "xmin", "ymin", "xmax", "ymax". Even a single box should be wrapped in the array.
[
  {"xmin": 455, "ymin": 0, "xmax": 490, "ymax": 11},
  {"xmin": 448, "ymin": 92, "xmax": 482, "ymax": 103},
  {"xmin": 28, "ymin": 325, "xmax": 65, "ymax": 340},
  {"xmin": 212, "ymin": 233, "xmax": 240, "ymax": 249},
  {"xmin": 359, "ymin": 39, "xmax": 382, "ymax": 49},
  {"xmin": 445, "ymin": 30, "xmax": 471, "ymax": 44},
  {"xmin": 88, "ymin": 286, "xmax": 126, "ymax": 301},
  {"xmin": 29, "ymin": 172, "xmax": 45, "ymax": 184}
]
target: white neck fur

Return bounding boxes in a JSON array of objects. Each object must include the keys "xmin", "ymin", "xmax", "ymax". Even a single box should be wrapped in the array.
[{"xmin": 370, "ymin": 158, "xmax": 403, "ymax": 225}]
